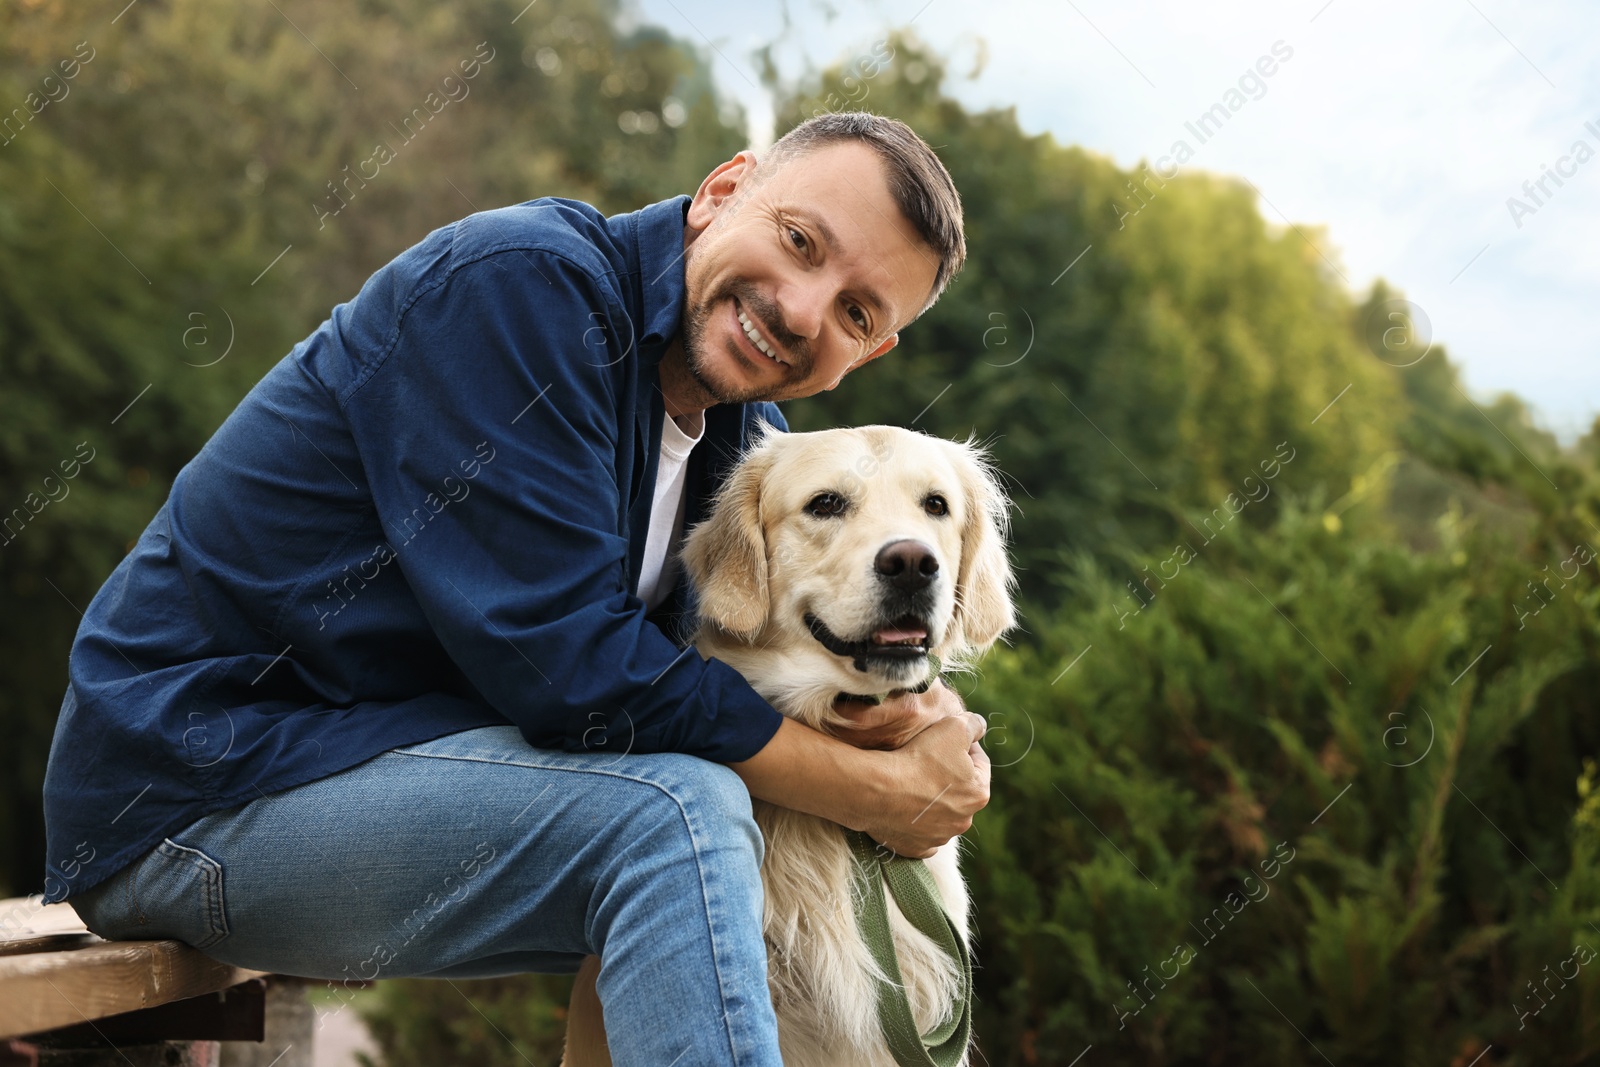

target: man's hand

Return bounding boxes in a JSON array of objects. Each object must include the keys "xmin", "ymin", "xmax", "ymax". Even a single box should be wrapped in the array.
[
  {"xmin": 859, "ymin": 712, "xmax": 991, "ymax": 859},
  {"xmin": 726, "ymin": 693, "xmax": 992, "ymax": 861},
  {"xmin": 832, "ymin": 678, "xmax": 968, "ymax": 750}
]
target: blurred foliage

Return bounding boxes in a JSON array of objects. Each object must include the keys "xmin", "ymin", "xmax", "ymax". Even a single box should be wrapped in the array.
[
  {"xmin": 348, "ymin": 975, "xmax": 574, "ymax": 1067},
  {"xmin": 4, "ymin": 3, "xmax": 1600, "ymax": 1066}
]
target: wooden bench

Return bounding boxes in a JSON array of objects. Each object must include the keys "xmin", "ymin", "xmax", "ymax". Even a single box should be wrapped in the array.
[{"xmin": 0, "ymin": 895, "xmax": 319, "ymax": 1066}]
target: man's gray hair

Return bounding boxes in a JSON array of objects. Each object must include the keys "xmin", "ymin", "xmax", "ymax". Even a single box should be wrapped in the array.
[{"xmin": 760, "ymin": 112, "xmax": 966, "ymax": 320}]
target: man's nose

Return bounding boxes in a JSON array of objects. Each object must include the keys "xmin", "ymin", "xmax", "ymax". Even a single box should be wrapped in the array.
[{"xmin": 774, "ymin": 277, "xmax": 831, "ymax": 341}]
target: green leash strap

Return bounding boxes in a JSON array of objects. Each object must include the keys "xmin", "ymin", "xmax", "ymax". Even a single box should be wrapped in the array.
[{"xmin": 845, "ymin": 829, "xmax": 973, "ymax": 1067}]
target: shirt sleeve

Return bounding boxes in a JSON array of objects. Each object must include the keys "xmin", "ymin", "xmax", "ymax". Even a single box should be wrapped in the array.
[{"xmin": 341, "ymin": 246, "xmax": 785, "ymax": 763}]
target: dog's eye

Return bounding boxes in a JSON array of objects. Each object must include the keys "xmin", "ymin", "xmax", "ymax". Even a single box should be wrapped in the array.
[
  {"xmin": 806, "ymin": 492, "xmax": 847, "ymax": 519},
  {"xmin": 924, "ymin": 494, "xmax": 949, "ymax": 517}
]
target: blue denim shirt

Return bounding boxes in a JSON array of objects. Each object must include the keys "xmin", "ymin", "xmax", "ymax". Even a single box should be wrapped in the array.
[{"xmin": 40, "ymin": 194, "xmax": 787, "ymax": 902}]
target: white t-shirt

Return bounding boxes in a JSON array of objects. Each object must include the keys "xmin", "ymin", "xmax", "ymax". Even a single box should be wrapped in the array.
[{"xmin": 636, "ymin": 409, "xmax": 705, "ymax": 612}]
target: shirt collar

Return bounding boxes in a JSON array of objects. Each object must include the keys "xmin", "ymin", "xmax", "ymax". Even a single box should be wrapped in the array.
[{"xmin": 618, "ymin": 194, "xmax": 693, "ymax": 362}]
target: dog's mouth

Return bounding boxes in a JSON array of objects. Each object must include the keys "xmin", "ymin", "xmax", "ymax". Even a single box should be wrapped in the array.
[{"xmin": 805, "ymin": 612, "xmax": 931, "ymax": 673}]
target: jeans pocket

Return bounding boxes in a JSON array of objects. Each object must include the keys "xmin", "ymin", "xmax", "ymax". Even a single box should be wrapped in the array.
[{"xmin": 72, "ymin": 838, "xmax": 231, "ymax": 950}]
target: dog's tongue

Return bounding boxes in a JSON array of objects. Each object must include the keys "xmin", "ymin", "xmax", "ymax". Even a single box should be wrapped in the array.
[{"xmin": 873, "ymin": 624, "xmax": 928, "ymax": 646}]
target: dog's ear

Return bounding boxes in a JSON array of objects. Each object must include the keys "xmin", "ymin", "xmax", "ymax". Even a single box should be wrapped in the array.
[
  {"xmin": 680, "ymin": 446, "xmax": 774, "ymax": 641},
  {"xmin": 945, "ymin": 438, "xmax": 1017, "ymax": 653}
]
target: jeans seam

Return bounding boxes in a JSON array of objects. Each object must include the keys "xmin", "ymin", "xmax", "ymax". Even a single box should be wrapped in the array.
[
  {"xmin": 388, "ymin": 744, "xmax": 697, "ymax": 794},
  {"xmin": 200, "ymin": 851, "xmax": 227, "ymax": 946},
  {"xmin": 389, "ymin": 745, "xmax": 758, "ymax": 1063},
  {"xmin": 678, "ymin": 777, "xmax": 751, "ymax": 1066}
]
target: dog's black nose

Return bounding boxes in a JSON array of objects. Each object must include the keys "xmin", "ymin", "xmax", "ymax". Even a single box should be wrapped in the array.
[{"xmin": 875, "ymin": 539, "xmax": 939, "ymax": 592}]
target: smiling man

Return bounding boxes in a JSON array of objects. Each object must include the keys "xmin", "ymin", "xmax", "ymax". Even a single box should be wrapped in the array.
[{"xmin": 43, "ymin": 112, "xmax": 986, "ymax": 1066}]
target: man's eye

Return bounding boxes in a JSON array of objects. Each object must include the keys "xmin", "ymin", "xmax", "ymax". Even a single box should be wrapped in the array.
[
  {"xmin": 788, "ymin": 227, "xmax": 808, "ymax": 253},
  {"xmin": 848, "ymin": 305, "xmax": 868, "ymax": 330},
  {"xmin": 807, "ymin": 492, "xmax": 847, "ymax": 518}
]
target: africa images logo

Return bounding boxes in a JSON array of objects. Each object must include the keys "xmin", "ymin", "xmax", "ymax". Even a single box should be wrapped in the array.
[{"xmin": 1504, "ymin": 117, "xmax": 1600, "ymax": 230}]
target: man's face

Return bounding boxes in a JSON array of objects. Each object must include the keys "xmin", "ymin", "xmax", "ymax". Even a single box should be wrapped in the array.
[{"xmin": 674, "ymin": 141, "xmax": 940, "ymax": 407}]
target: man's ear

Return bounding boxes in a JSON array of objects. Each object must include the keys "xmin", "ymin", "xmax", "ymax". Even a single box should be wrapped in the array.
[
  {"xmin": 826, "ymin": 333, "xmax": 899, "ymax": 391},
  {"xmin": 686, "ymin": 150, "xmax": 759, "ymax": 234},
  {"xmin": 942, "ymin": 437, "xmax": 1017, "ymax": 654},
  {"xmin": 679, "ymin": 444, "xmax": 774, "ymax": 640}
]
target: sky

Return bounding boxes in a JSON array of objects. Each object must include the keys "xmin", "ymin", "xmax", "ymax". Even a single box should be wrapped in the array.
[{"xmin": 625, "ymin": 0, "xmax": 1600, "ymax": 442}]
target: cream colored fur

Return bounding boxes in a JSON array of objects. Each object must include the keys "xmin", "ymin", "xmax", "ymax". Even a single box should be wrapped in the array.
[{"xmin": 562, "ymin": 424, "xmax": 1016, "ymax": 1067}]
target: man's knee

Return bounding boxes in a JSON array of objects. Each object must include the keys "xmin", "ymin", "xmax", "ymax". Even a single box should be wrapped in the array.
[{"xmin": 626, "ymin": 754, "xmax": 763, "ymax": 864}]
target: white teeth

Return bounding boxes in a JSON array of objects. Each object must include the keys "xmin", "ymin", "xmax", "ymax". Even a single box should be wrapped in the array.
[{"xmin": 736, "ymin": 306, "xmax": 786, "ymax": 365}]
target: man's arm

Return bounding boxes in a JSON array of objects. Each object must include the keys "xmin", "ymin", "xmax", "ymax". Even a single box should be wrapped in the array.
[
  {"xmin": 340, "ymin": 246, "xmax": 783, "ymax": 763},
  {"xmin": 726, "ymin": 683, "xmax": 990, "ymax": 858}
]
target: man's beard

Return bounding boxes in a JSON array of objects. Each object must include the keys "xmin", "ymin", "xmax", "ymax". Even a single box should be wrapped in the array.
[{"xmin": 680, "ymin": 278, "xmax": 811, "ymax": 406}]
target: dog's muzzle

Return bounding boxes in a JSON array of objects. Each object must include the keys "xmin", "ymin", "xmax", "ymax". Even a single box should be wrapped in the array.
[{"xmin": 804, "ymin": 612, "xmax": 933, "ymax": 675}]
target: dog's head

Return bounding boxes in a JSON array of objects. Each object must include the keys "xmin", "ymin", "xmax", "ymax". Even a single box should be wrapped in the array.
[{"xmin": 681, "ymin": 424, "xmax": 1016, "ymax": 694}]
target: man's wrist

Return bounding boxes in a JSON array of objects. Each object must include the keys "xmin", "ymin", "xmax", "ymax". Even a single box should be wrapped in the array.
[
  {"xmin": 828, "ymin": 738, "xmax": 888, "ymax": 833},
  {"xmin": 725, "ymin": 716, "xmax": 891, "ymax": 832}
]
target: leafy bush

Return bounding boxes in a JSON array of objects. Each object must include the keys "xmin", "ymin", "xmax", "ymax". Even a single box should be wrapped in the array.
[{"xmin": 958, "ymin": 497, "xmax": 1600, "ymax": 1065}]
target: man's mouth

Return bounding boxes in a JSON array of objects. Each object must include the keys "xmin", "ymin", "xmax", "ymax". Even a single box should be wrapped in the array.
[
  {"xmin": 734, "ymin": 297, "xmax": 790, "ymax": 367},
  {"xmin": 805, "ymin": 612, "xmax": 931, "ymax": 672}
]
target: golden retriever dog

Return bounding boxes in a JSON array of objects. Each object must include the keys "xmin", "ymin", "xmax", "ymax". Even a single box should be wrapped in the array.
[{"xmin": 563, "ymin": 424, "xmax": 1016, "ymax": 1067}]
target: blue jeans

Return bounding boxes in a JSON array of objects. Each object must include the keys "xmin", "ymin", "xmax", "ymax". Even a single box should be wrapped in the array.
[{"xmin": 67, "ymin": 724, "xmax": 783, "ymax": 1066}]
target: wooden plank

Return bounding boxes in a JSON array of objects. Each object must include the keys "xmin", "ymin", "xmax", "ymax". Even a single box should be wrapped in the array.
[
  {"xmin": 0, "ymin": 933, "xmax": 99, "ymax": 958},
  {"xmin": 0, "ymin": 897, "xmax": 90, "ymax": 944},
  {"xmin": 0, "ymin": 938, "xmax": 268, "ymax": 1040},
  {"xmin": 0, "ymin": 898, "xmax": 100, "ymax": 958},
  {"xmin": 34, "ymin": 979, "xmax": 267, "ymax": 1045}
]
